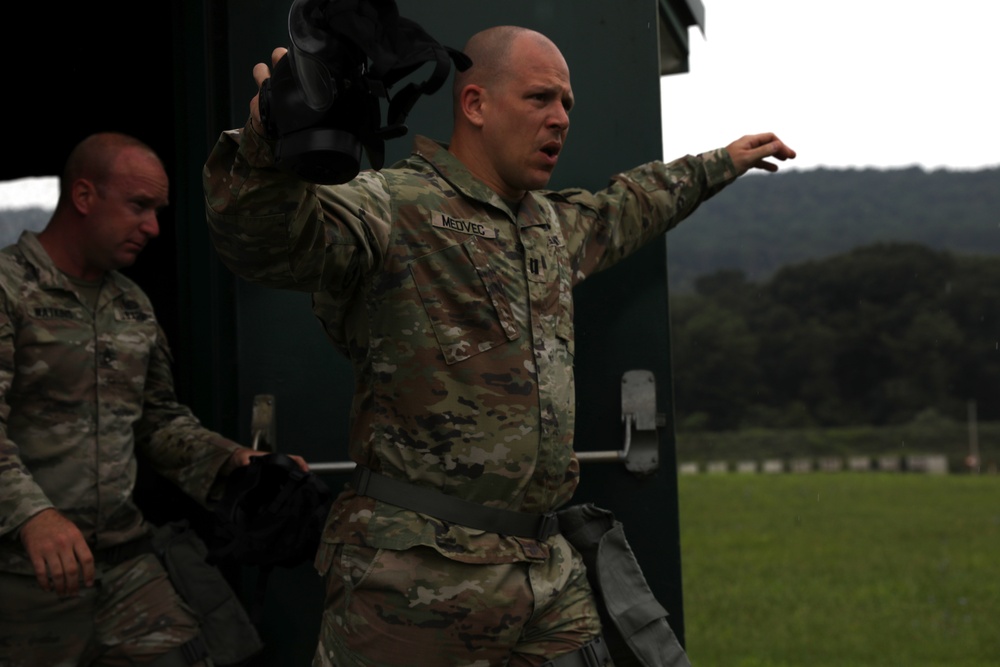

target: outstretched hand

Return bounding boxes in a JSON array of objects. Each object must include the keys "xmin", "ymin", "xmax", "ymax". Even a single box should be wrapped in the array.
[
  {"xmin": 726, "ymin": 133, "xmax": 797, "ymax": 175},
  {"xmin": 250, "ymin": 47, "xmax": 290, "ymax": 136}
]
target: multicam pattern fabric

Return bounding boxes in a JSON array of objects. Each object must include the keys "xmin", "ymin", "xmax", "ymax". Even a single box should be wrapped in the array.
[
  {"xmin": 314, "ymin": 536, "xmax": 599, "ymax": 667},
  {"xmin": 0, "ymin": 232, "xmax": 241, "ymax": 576},
  {"xmin": 203, "ymin": 120, "xmax": 737, "ymax": 568},
  {"xmin": 0, "ymin": 554, "xmax": 202, "ymax": 667}
]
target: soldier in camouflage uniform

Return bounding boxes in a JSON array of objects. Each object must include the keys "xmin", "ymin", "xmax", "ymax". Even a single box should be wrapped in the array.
[
  {"xmin": 204, "ymin": 26, "xmax": 795, "ymax": 667},
  {"xmin": 0, "ymin": 133, "xmax": 308, "ymax": 667}
]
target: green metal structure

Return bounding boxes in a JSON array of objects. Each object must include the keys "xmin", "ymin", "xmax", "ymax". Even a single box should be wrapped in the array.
[{"xmin": 3, "ymin": 1, "xmax": 706, "ymax": 664}]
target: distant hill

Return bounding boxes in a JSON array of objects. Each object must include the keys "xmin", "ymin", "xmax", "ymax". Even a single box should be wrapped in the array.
[
  {"xmin": 5, "ymin": 168, "xmax": 998, "ymax": 280},
  {"xmin": 0, "ymin": 207, "xmax": 51, "ymax": 249},
  {"xmin": 666, "ymin": 166, "xmax": 1000, "ymax": 292}
]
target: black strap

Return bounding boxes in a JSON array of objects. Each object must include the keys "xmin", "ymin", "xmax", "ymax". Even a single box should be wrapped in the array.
[
  {"xmin": 95, "ymin": 535, "xmax": 155, "ymax": 567},
  {"xmin": 179, "ymin": 636, "xmax": 209, "ymax": 665},
  {"xmin": 351, "ymin": 466, "xmax": 559, "ymax": 540},
  {"xmin": 248, "ymin": 564, "xmax": 274, "ymax": 629},
  {"xmin": 142, "ymin": 635, "xmax": 209, "ymax": 667},
  {"xmin": 288, "ymin": 0, "xmax": 471, "ymax": 165},
  {"xmin": 543, "ymin": 635, "xmax": 613, "ymax": 667}
]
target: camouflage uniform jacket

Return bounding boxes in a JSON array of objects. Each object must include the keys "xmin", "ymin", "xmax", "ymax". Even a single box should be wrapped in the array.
[
  {"xmin": 204, "ymin": 121, "xmax": 738, "ymax": 567},
  {"xmin": 0, "ymin": 232, "xmax": 241, "ymax": 575}
]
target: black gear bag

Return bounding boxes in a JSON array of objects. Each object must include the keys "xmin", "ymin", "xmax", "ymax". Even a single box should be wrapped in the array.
[{"xmin": 209, "ymin": 453, "xmax": 333, "ymax": 624}]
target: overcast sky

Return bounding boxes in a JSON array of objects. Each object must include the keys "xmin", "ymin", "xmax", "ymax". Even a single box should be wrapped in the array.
[
  {"xmin": 660, "ymin": 0, "xmax": 1000, "ymax": 172},
  {"xmin": 2, "ymin": 0, "xmax": 997, "ymax": 214}
]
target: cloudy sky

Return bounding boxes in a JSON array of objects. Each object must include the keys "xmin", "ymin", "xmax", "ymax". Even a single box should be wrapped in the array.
[
  {"xmin": 660, "ymin": 0, "xmax": 1000, "ymax": 172},
  {"xmin": 0, "ymin": 176, "xmax": 58, "ymax": 212},
  {"xmin": 2, "ymin": 0, "xmax": 997, "ymax": 213}
]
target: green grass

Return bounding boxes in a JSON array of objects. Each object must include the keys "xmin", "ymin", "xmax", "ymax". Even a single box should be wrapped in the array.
[{"xmin": 677, "ymin": 474, "xmax": 1000, "ymax": 667}]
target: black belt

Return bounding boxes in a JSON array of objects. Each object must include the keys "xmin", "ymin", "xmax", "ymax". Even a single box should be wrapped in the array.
[
  {"xmin": 543, "ymin": 636, "xmax": 612, "ymax": 667},
  {"xmin": 95, "ymin": 535, "xmax": 155, "ymax": 566},
  {"xmin": 351, "ymin": 466, "xmax": 559, "ymax": 541}
]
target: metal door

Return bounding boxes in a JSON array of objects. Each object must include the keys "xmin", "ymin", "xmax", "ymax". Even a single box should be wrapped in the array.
[{"xmin": 215, "ymin": 2, "xmax": 692, "ymax": 662}]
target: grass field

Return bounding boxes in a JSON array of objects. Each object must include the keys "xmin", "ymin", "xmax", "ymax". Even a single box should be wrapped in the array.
[{"xmin": 676, "ymin": 473, "xmax": 999, "ymax": 667}]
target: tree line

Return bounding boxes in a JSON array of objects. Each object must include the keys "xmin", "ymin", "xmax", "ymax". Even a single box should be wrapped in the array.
[
  {"xmin": 669, "ymin": 242, "xmax": 1000, "ymax": 431},
  {"xmin": 0, "ymin": 207, "xmax": 51, "ymax": 248}
]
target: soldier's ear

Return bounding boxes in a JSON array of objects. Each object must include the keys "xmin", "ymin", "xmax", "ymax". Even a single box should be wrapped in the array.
[
  {"xmin": 459, "ymin": 84, "xmax": 486, "ymax": 128},
  {"xmin": 71, "ymin": 178, "xmax": 98, "ymax": 216}
]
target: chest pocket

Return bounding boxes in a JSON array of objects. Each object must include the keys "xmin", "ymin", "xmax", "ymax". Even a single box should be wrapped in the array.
[
  {"xmin": 411, "ymin": 237, "xmax": 519, "ymax": 365},
  {"xmin": 104, "ymin": 306, "xmax": 158, "ymax": 396},
  {"xmin": 11, "ymin": 305, "xmax": 92, "ymax": 397}
]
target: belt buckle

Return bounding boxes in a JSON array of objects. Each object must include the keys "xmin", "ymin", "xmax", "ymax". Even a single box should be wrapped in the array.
[{"xmin": 537, "ymin": 511, "xmax": 559, "ymax": 541}]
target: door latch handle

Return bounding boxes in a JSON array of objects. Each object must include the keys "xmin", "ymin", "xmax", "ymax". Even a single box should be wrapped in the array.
[
  {"xmin": 269, "ymin": 370, "xmax": 665, "ymax": 475},
  {"xmin": 576, "ymin": 369, "xmax": 664, "ymax": 475}
]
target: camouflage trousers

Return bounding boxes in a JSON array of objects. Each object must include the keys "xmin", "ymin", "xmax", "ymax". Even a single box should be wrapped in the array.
[
  {"xmin": 0, "ymin": 553, "xmax": 204, "ymax": 667},
  {"xmin": 312, "ymin": 533, "xmax": 604, "ymax": 667}
]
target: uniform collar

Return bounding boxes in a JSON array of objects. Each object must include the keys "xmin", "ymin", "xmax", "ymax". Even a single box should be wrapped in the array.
[
  {"xmin": 407, "ymin": 136, "xmax": 554, "ymax": 228},
  {"xmin": 409, "ymin": 135, "xmax": 522, "ymax": 221},
  {"xmin": 16, "ymin": 231, "xmax": 128, "ymax": 305},
  {"xmin": 16, "ymin": 231, "xmax": 66, "ymax": 291}
]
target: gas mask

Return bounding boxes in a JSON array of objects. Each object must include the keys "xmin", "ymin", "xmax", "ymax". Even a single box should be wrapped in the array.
[{"xmin": 258, "ymin": 0, "xmax": 471, "ymax": 184}]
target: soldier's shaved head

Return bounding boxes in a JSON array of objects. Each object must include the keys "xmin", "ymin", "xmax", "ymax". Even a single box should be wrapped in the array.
[
  {"xmin": 448, "ymin": 25, "xmax": 572, "ymax": 200},
  {"xmin": 453, "ymin": 26, "xmax": 560, "ymax": 103},
  {"xmin": 59, "ymin": 133, "xmax": 163, "ymax": 208},
  {"xmin": 41, "ymin": 132, "xmax": 168, "ymax": 280}
]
